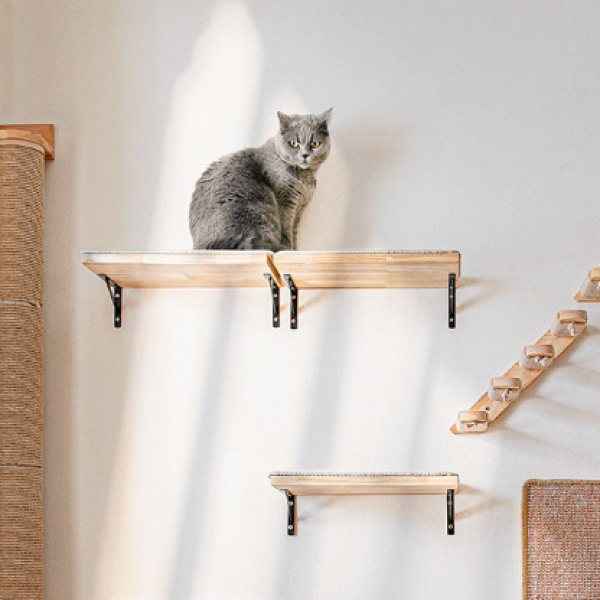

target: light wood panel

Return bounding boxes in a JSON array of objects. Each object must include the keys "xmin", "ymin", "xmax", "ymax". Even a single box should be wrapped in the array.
[
  {"xmin": 0, "ymin": 125, "xmax": 55, "ymax": 160},
  {"xmin": 273, "ymin": 251, "xmax": 460, "ymax": 288},
  {"xmin": 269, "ymin": 472, "xmax": 459, "ymax": 495},
  {"xmin": 451, "ymin": 328, "xmax": 585, "ymax": 434},
  {"xmin": 81, "ymin": 251, "xmax": 282, "ymax": 287}
]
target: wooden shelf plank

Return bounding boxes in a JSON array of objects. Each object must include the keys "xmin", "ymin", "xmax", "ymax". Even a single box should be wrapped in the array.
[
  {"xmin": 0, "ymin": 125, "xmax": 55, "ymax": 159},
  {"xmin": 273, "ymin": 251, "xmax": 460, "ymax": 289},
  {"xmin": 81, "ymin": 251, "xmax": 281, "ymax": 288},
  {"xmin": 450, "ymin": 328, "xmax": 585, "ymax": 434},
  {"xmin": 269, "ymin": 472, "xmax": 459, "ymax": 495}
]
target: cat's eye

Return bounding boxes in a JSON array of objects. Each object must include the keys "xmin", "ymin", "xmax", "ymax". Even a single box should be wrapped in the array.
[
  {"xmin": 311, "ymin": 141, "xmax": 321, "ymax": 149},
  {"xmin": 290, "ymin": 140, "xmax": 299, "ymax": 148}
]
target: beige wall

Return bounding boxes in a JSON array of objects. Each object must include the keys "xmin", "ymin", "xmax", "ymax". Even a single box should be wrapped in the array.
[
  {"xmin": 3, "ymin": 1, "xmax": 600, "ymax": 598},
  {"xmin": 0, "ymin": 1, "xmax": 13, "ymax": 118}
]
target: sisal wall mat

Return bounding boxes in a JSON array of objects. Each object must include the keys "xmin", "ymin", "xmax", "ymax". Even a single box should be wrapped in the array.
[
  {"xmin": 523, "ymin": 479, "xmax": 600, "ymax": 599},
  {"xmin": 0, "ymin": 144, "xmax": 44, "ymax": 305},
  {"xmin": 0, "ymin": 304, "xmax": 43, "ymax": 466},
  {"xmin": 0, "ymin": 466, "xmax": 43, "ymax": 599}
]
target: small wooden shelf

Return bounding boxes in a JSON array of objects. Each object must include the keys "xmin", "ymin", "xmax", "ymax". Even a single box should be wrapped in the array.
[
  {"xmin": 275, "ymin": 250, "xmax": 461, "ymax": 329},
  {"xmin": 451, "ymin": 321, "xmax": 586, "ymax": 434},
  {"xmin": 269, "ymin": 471, "xmax": 459, "ymax": 535},
  {"xmin": 81, "ymin": 250, "xmax": 280, "ymax": 288},
  {"xmin": 81, "ymin": 250, "xmax": 281, "ymax": 328},
  {"xmin": 575, "ymin": 268, "xmax": 600, "ymax": 302},
  {"xmin": 274, "ymin": 250, "xmax": 460, "ymax": 288},
  {"xmin": 81, "ymin": 249, "xmax": 461, "ymax": 329}
]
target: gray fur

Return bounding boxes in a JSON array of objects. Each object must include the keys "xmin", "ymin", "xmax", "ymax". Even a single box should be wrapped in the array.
[{"xmin": 189, "ymin": 109, "xmax": 332, "ymax": 251}]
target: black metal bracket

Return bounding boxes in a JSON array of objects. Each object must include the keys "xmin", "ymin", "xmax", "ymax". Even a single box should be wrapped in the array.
[
  {"xmin": 448, "ymin": 273, "xmax": 456, "ymax": 329},
  {"xmin": 446, "ymin": 489, "xmax": 455, "ymax": 535},
  {"xmin": 283, "ymin": 275, "xmax": 298, "ymax": 329},
  {"xmin": 264, "ymin": 274, "xmax": 280, "ymax": 328},
  {"xmin": 284, "ymin": 490, "xmax": 296, "ymax": 535},
  {"xmin": 99, "ymin": 274, "xmax": 122, "ymax": 328}
]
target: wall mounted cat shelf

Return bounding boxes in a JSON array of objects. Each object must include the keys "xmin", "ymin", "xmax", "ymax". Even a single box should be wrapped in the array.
[
  {"xmin": 575, "ymin": 268, "xmax": 600, "ymax": 302},
  {"xmin": 274, "ymin": 251, "xmax": 460, "ymax": 329},
  {"xmin": 81, "ymin": 250, "xmax": 461, "ymax": 329},
  {"xmin": 269, "ymin": 471, "xmax": 459, "ymax": 536},
  {"xmin": 451, "ymin": 310, "xmax": 587, "ymax": 434},
  {"xmin": 81, "ymin": 251, "xmax": 281, "ymax": 328}
]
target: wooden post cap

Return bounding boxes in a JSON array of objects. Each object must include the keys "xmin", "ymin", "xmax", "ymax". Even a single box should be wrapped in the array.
[
  {"xmin": 458, "ymin": 410, "xmax": 488, "ymax": 423},
  {"xmin": 590, "ymin": 268, "xmax": 600, "ymax": 282},
  {"xmin": 557, "ymin": 310, "xmax": 587, "ymax": 324},
  {"xmin": 524, "ymin": 345, "xmax": 555, "ymax": 358},
  {"xmin": 0, "ymin": 125, "xmax": 55, "ymax": 159},
  {"xmin": 491, "ymin": 377, "xmax": 522, "ymax": 390}
]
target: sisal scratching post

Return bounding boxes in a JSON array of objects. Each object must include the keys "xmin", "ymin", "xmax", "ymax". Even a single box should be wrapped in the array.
[{"xmin": 0, "ymin": 126, "xmax": 54, "ymax": 600}]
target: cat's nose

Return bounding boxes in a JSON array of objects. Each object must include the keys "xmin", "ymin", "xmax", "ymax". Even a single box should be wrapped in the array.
[{"xmin": 302, "ymin": 153, "xmax": 309, "ymax": 159}]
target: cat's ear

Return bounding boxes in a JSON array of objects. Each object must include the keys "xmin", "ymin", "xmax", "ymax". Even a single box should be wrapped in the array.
[
  {"xmin": 319, "ymin": 107, "xmax": 333, "ymax": 126},
  {"xmin": 277, "ymin": 111, "xmax": 292, "ymax": 133}
]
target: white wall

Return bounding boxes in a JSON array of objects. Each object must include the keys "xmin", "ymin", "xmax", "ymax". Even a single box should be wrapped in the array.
[{"xmin": 3, "ymin": 1, "xmax": 600, "ymax": 598}]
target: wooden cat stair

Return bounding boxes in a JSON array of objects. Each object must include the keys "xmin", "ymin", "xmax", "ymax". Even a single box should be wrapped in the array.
[
  {"xmin": 81, "ymin": 250, "xmax": 461, "ymax": 329},
  {"xmin": 451, "ymin": 310, "xmax": 587, "ymax": 433}
]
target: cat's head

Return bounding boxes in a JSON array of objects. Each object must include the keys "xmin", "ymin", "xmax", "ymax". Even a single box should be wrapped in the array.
[{"xmin": 275, "ymin": 108, "xmax": 332, "ymax": 170}]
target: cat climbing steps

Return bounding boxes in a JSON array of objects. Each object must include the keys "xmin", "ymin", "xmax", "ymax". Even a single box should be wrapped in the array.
[
  {"xmin": 81, "ymin": 250, "xmax": 461, "ymax": 329},
  {"xmin": 451, "ymin": 310, "xmax": 587, "ymax": 434}
]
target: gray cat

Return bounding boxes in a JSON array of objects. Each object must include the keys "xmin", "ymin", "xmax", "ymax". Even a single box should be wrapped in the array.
[{"xmin": 189, "ymin": 109, "xmax": 332, "ymax": 251}]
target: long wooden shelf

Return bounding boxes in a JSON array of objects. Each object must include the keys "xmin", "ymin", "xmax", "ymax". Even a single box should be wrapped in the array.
[
  {"xmin": 269, "ymin": 471, "xmax": 459, "ymax": 535},
  {"xmin": 81, "ymin": 250, "xmax": 461, "ymax": 329}
]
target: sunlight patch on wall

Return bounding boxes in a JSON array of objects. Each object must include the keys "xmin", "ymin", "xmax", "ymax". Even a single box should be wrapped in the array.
[
  {"xmin": 92, "ymin": 3, "xmax": 265, "ymax": 598},
  {"xmin": 151, "ymin": 0, "xmax": 265, "ymax": 249}
]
